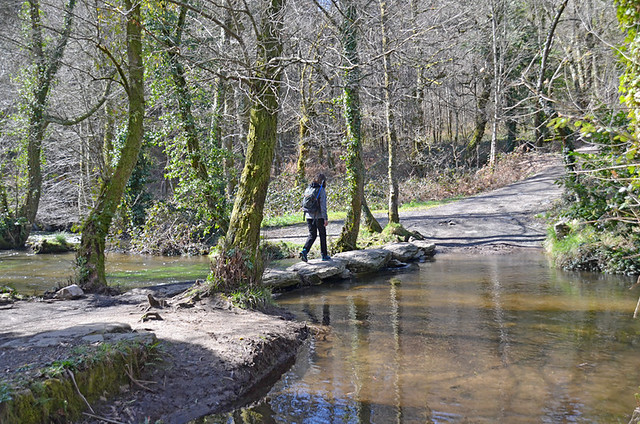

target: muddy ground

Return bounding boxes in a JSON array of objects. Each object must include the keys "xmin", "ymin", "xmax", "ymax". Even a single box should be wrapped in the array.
[{"xmin": 0, "ymin": 153, "xmax": 565, "ymax": 423}]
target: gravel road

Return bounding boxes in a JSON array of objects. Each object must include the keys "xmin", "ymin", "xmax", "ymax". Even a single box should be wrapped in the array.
[{"xmin": 262, "ymin": 159, "xmax": 564, "ymax": 253}]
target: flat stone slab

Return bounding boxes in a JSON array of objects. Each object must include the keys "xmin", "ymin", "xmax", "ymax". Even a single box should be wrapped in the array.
[
  {"xmin": 381, "ymin": 242, "xmax": 421, "ymax": 261},
  {"xmin": 332, "ymin": 248, "xmax": 392, "ymax": 273},
  {"xmin": 410, "ymin": 240, "xmax": 436, "ymax": 256},
  {"xmin": 263, "ymin": 269, "xmax": 301, "ymax": 289},
  {"xmin": 263, "ymin": 242, "xmax": 435, "ymax": 290},
  {"xmin": 287, "ymin": 260, "xmax": 348, "ymax": 285}
]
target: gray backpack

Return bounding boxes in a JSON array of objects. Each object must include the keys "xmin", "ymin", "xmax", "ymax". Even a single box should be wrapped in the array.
[{"xmin": 302, "ymin": 184, "xmax": 322, "ymax": 215}]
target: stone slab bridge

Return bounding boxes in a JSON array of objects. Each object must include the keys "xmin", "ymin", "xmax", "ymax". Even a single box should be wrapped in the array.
[{"xmin": 263, "ymin": 241, "xmax": 435, "ymax": 290}]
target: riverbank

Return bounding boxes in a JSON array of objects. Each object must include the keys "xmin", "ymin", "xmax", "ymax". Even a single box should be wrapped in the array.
[
  {"xmin": 0, "ymin": 284, "xmax": 308, "ymax": 423},
  {"xmin": 1, "ymin": 240, "xmax": 436, "ymax": 423}
]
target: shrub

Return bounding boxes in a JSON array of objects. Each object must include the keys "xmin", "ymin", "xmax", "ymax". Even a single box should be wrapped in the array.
[{"xmin": 129, "ymin": 201, "xmax": 218, "ymax": 255}]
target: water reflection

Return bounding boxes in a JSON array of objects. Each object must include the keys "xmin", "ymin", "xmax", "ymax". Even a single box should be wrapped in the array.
[{"xmin": 206, "ymin": 252, "xmax": 640, "ymax": 423}]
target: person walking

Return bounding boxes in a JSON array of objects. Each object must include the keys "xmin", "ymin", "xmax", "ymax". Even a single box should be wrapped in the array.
[{"xmin": 300, "ymin": 173, "xmax": 331, "ymax": 262}]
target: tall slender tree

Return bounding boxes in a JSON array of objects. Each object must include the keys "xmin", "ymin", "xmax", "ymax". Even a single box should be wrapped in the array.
[
  {"xmin": 76, "ymin": 0, "xmax": 145, "ymax": 292},
  {"xmin": 379, "ymin": 0, "xmax": 399, "ymax": 224},
  {"xmin": 333, "ymin": 0, "xmax": 365, "ymax": 251},
  {"xmin": 0, "ymin": 0, "xmax": 108, "ymax": 249},
  {"xmin": 219, "ymin": 0, "xmax": 286, "ymax": 287}
]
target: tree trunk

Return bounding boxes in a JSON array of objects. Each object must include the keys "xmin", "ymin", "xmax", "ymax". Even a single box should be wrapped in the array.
[
  {"xmin": 333, "ymin": 0, "xmax": 365, "ymax": 252},
  {"xmin": 163, "ymin": 4, "xmax": 228, "ymax": 225},
  {"xmin": 534, "ymin": 0, "xmax": 569, "ymax": 147},
  {"xmin": 362, "ymin": 196, "xmax": 383, "ymax": 234},
  {"xmin": 296, "ymin": 105, "xmax": 311, "ymax": 186},
  {"xmin": 467, "ymin": 69, "xmax": 492, "ymax": 163},
  {"xmin": 504, "ymin": 88, "xmax": 517, "ymax": 152},
  {"xmin": 76, "ymin": 0, "xmax": 145, "ymax": 293},
  {"xmin": 489, "ymin": 0, "xmax": 503, "ymax": 169},
  {"xmin": 379, "ymin": 0, "xmax": 400, "ymax": 225},
  {"xmin": 0, "ymin": 0, "xmax": 77, "ymax": 249},
  {"xmin": 222, "ymin": 0, "xmax": 285, "ymax": 282}
]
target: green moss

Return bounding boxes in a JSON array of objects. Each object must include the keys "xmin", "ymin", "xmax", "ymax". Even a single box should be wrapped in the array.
[
  {"xmin": 260, "ymin": 240, "xmax": 301, "ymax": 260},
  {"xmin": 0, "ymin": 339, "xmax": 156, "ymax": 423},
  {"xmin": 357, "ymin": 222, "xmax": 421, "ymax": 248}
]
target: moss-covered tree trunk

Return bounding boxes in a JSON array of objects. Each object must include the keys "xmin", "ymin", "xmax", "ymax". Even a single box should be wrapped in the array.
[
  {"xmin": 222, "ymin": 0, "xmax": 285, "ymax": 279},
  {"xmin": 333, "ymin": 0, "xmax": 365, "ymax": 252},
  {"xmin": 466, "ymin": 69, "xmax": 491, "ymax": 164},
  {"xmin": 162, "ymin": 4, "xmax": 228, "ymax": 226},
  {"xmin": 0, "ymin": 0, "xmax": 77, "ymax": 250},
  {"xmin": 362, "ymin": 196, "xmax": 382, "ymax": 233},
  {"xmin": 76, "ymin": 0, "xmax": 144, "ymax": 293}
]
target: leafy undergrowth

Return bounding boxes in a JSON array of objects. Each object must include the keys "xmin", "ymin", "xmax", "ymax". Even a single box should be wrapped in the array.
[{"xmin": 545, "ymin": 221, "xmax": 640, "ymax": 275}]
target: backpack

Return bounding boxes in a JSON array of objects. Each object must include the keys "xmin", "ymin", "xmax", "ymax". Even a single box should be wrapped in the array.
[{"xmin": 302, "ymin": 184, "xmax": 322, "ymax": 215}]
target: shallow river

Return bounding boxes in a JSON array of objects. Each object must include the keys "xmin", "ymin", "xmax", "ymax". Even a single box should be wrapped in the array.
[
  {"xmin": 3, "ymin": 249, "xmax": 640, "ymax": 422},
  {"xmin": 0, "ymin": 250, "xmax": 210, "ymax": 294},
  {"xmin": 205, "ymin": 252, "xmax": 640, "ymax": 423}
]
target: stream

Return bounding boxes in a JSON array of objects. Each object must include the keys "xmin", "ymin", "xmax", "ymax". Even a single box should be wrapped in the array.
[
  {"xmin": 202, "ymin": 251, "xmax": 640, "ymax": 423},
  {"xmin": 0, "ymin": 250, "xmax": 210, "ymax": 294},
  {"xmin": 3, "ymin": 248, "xmax": 640, "ymax": 422}
]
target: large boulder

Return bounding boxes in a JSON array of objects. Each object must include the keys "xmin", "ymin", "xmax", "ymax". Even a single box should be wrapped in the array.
[
  {"xmin": 30, "ymin": 238, "xmax": 76, "ymax": 254},
  {"xmin": 382, "ymin": 242, "xmax": 421, "ymax": 262},
  {"xmin": 410, "ymin": 240, "xmax": 436, "ymax": 257},
  {"xmin": 332, "ymin": 248, "xmax": 392, "ymax": 274},
  {"xmin": 262, "ymin": 269, "xmax": 301, "ymax": 290},
  {"xmin": 287, "ymin": 260, "xmax": 349, "ymax": 285},
  {"xmin": 54, "ymin": 284, "xmax": 84, "ymax": 300}
]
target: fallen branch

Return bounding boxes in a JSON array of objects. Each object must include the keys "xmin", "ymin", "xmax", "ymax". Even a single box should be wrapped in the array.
[
  {"xmin": 123, "ymin": 361, "xmax": 156, "ymax": 392},
  {"xmin": 67, "ymin": 369, "xmax": 94, "ymax": 414},
  {"xmin": 81, "ymin": 412, "xmax": 126, "ymax": 424}
]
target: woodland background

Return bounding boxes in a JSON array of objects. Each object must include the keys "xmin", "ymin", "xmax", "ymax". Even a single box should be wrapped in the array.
[{"xmin": 1, "ymin": 0, "xmax": 636, "ymax": 286}]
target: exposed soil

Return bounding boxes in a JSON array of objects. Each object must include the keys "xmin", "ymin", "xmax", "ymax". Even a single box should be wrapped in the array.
[
  {"xmin": 0, "ymin": 154, "xmax": 565, "ymax": 423},
  {"xmin": 0, "ymin": 285, "xmax": 308, "ymax": 423}
]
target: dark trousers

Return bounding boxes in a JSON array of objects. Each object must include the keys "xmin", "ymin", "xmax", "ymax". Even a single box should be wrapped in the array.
[{"xmin": 303, "ymin": 218, "xmax": 327, "ymax": 256}]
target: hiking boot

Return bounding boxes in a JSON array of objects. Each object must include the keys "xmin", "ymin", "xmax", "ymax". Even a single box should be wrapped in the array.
[
  {"xmin": 299, "ymin": 250, "xmax": 308, "ymax": 262},
  {"xmin": 322, "ymin": 255, "xmax": 331, "ymax": 261}
]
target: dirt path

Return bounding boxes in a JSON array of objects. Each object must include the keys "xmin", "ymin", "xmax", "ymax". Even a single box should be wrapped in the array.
[
  {"xmin": 262, "ymin": 157, "xmax": 564, "ymax": 253},
  {"xmin": 0, "ymin": 285, "xmax": 307, "ymax": 423}
]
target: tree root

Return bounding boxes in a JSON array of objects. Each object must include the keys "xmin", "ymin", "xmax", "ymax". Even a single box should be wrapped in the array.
[{"xmin": 67, "ymin": 369, "xmax": 94, "ymax": 414}]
